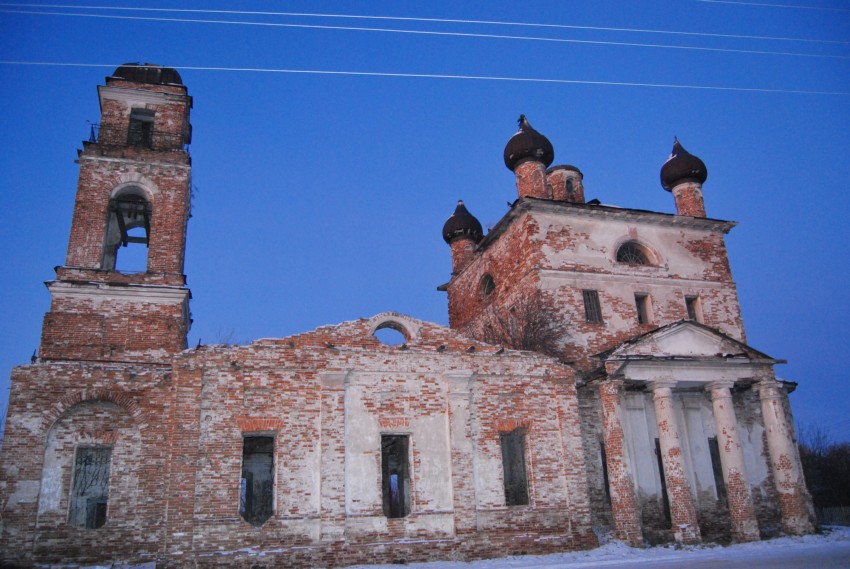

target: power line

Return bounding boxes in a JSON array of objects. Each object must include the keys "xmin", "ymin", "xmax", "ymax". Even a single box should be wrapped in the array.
[
  {"xmin": 2, "ymin": 2, "xmax": 847, "ymax": 45},
  {"xmin": 1, "ymin": 8, "xmax": 847, "ymax": 60},
  {"xmin": 696, "ymin": 0, "xmax": 850, "ymax": 12},
  {"xmin": 2, "ymin": 61, "xmax": 848, "ymax": 96}
]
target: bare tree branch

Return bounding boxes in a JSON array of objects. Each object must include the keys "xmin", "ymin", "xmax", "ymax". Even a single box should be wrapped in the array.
[{"xmin": 470, "ymin": 291, "xmax": 569, "ymax": 359}]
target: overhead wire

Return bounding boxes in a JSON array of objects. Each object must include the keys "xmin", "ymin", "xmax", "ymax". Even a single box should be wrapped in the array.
[
  {"xmin": 1, "ymin": 2, "xmax": 847, "ymax": 45},
  {"xmin": 1, "ymin": 61, "xmax": 848, "ymax": 96},
  {"xmin": 695, "ymin": 0, "xmax": 850, "ymax": 12},
  {"xmin": 0, "ymin": 7, "xmax": 847, "ymax": 60}
]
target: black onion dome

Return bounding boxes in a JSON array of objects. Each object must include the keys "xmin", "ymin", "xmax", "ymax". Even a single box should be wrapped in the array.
[
  {"xmin": 111, "ymin": 63, "xmax": 183, "ymax": 85},
  {"xmin": 442, "ymin": 200, "xmax": 484, "ymax": 244},
  {"xmin": 503, "ymin": 115, "xmax": 555, "ymax": 171},
  {"xmin": 661, "ymin": 138, "xmax": 707, "ymax": 191}
]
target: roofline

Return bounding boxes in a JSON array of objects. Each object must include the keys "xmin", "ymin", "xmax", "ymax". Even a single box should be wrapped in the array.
[
  {"xmin": 476, "ymin": 197, "xmax": 736, "ymax": 253},
  {"xmin": 593, "ymin": 319, "xmax": 780, "ymax": 363}
]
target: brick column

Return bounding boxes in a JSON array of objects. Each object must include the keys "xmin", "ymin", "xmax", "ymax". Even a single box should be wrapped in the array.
[
  {"xmin": 706, "ymin": 381, "xmax": 760, "ymax": 542},
  {"xmin": 598, "ymin": 379, "xmax": 643, "ymax": 547},
  {"xmin": 650, "ymin": 380, "xmax": 701, "ymax": 544},
  {"xmin": 319, "ymin": 371, "xmax": 349, "ymax": 541},
  {"xmin": 756, "ymin": 378, "xmax": 814, "ymax": 535},
  {"xmin": 447, "ymin": 372, "xmax": 476, "ymax": 534}
]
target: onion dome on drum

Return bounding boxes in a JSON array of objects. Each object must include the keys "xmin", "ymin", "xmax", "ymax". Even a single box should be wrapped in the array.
[
  {"xmin": 503, "ymin": 115, "xmax": 555, "ymax": 171},
  {"xmin": 661, "ymin": 138, "xmax": 707, "ymax": 191},
  {"xmin": 442, "ymin": 201, "xmax": 483, "ymax": 244}
]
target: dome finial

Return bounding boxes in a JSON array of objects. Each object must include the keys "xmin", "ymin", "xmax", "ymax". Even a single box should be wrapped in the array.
[
  {"xmin": 504, "ymin": 115, "xmax": 554, "ymax": 171},
  {"xmin": 442, "ymin": 200, "xmax": 483, "ymax": 244},
  {"xmin": 661, "ymin": 137, "xmax": 707, "ymax": 191}
]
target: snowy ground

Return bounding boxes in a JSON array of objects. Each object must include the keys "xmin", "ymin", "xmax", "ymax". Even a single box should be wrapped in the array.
[{"xmin": 345, "ymin": 526, "xmax": 850, "ymax": 569}]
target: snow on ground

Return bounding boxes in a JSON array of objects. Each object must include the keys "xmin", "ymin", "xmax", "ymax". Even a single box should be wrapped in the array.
[{"xmin": 344, "ymin": 526, "xmax": 850, "ymax": 569}]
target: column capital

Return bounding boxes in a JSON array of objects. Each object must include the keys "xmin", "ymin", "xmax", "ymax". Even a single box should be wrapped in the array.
[
  {"xmin": 599, "ymin": 378, "xmax": 625, "ymax": 396},
  {"xmin": 648, "ymin": 379, "xmax": 677, "ymax": 395},
  {"xmin": 755, "ymin": 379, "xmax": 784, "ymax": 400},
  {"xmin": 706, "ymin": 380, "xmax": 735, "ymax": 399}
]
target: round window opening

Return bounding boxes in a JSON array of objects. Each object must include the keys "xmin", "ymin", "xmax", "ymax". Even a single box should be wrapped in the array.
[
  {"xmin": 373, "ymin": 322, "xmax": 408, "ymax": 346},
  {"xmin": 480, "ymin": 274, "xmax": 496, "ymax": 297},
  {"xmin": 616, "ymin": 241, "xmax": 651, "ymax": 265}
]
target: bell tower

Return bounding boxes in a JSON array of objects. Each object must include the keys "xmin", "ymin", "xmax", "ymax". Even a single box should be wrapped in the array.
[{"xmin": 39, "ymin": 63, "xmax": 193, "ymax": 363}]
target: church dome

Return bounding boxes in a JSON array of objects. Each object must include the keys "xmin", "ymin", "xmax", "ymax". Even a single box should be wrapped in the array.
[
  {"xmin": 442, "ymin": 200, "xmax": 483, "ymax": 244},
  {"xmin": 111, "ymin": 63, "xmax": 183, "ymax": 86},
  {"xmin": 503, "ymin": 115, "xmax": 555, "ymax": 171},
  {"xmin": 661, "ymin": 138, "xmax": 707, "ymax": 190}
]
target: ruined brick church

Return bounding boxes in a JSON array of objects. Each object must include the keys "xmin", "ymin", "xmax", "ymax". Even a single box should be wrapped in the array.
[{"xmin": 0, "ymin": 64, "xmax": 815, "ymax": 568}]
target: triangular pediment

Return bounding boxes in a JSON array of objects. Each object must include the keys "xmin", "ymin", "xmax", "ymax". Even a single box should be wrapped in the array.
[{"xmin": 602, "ymin": 321, "xmax": 775, "ymax": 362}]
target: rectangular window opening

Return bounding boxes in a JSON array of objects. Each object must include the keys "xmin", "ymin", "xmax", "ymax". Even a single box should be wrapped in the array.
[
  {"xmin": 240, "ymin": 435, "xmax": 274, "ymax": 526},
  {"xmin": 583, "ymin": 289, "xmax": 603, "ymax": 323},
  {"xmin": 600, "ymin": 441, "xmax": 611, "ymax": 504},
  {"xmin": 500, "ymin": 428, "xmax": 530, "ymax": 506},
  {"xmin": 381, "ymin": 435, "xmax": 410, "ymax": 518},
  {"xmin": 685, "ymin": 295, "xmax": 703, "ymax": 323},
  {"xmin": 128, "ymin": 108, "xmax": 155, "ymax": 148},
  {"xmin": 708, "ymin": 436, "xmax": 728, "ymax": 506},
  {"xmin": 635, "ymin": 293, "xmax": 652, "ymax": 325},
  {"xmin": 69, "ymin": 446, "xmax": 112, "ymax": 529},
  {"xmin": 654, "ymin": 438, "xmax": 672, "ymax": 523}
]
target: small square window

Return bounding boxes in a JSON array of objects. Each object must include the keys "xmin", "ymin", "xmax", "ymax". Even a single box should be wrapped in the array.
[
  {"xmin": 128, "ymin": 108, "xmax": 155, "ymax": 148},
  {"xmin": 635, "ymin": 293, "xmax": 652, "ymax": 325},
  {"xmin": 685, "ymin": 295, "xmax": 703, "ymax": 323},
  {"xmin": 583, "ymin": 290, "xmax": 603, "ymax": 323}
]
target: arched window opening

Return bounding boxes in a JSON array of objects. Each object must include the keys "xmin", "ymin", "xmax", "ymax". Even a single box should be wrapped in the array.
[
  {"xmin": 103, "ymin": 191, "xmax": 151, "ymax": 272},
  {"xmin": 480, "ymin": 274, "xmax": 496, "ymax": 297},
  {"xmin": 616, "ymin": 241, "xmax": 651, "ymax": 265},
  {"xmin": 373, "ymin": 321, "xmax": 409, "ymax": 346}
]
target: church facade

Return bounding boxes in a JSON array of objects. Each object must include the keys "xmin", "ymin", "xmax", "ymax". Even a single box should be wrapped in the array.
[{"xmin": 0, "ymin": 65, "xmax": 814, "ymax": 568}]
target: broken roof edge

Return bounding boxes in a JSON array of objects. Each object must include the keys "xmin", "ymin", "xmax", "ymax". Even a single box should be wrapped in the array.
[{"xmin": 182, "ymin": 312, "xmax": 570, "ymax": 363}]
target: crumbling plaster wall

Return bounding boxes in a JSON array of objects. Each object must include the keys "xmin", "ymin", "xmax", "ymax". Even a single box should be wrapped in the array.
[
  {"xmin": 159, "ymin": 316, "xmax": 597, "ymax": 564},
  {"xmin": 534, "ymin": 208, "xmax": 745, "ymax": 369}
]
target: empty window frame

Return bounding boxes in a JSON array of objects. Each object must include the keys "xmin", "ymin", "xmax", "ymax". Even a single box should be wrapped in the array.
[
  {"xmin": 654, "ymin": 438, "xmax": 672, "ymax": 523},
  {"xmin": 707, "ymin": 437, "xmax": 728, "ymax": 505},
  {"xmin": 127, "ymin": 108, "xmax": 155, "ymax": 148},
  {"xmin": 240, "ymin": 435, "xmax": 274, "ymax": 526},
  {"xmin": 381, "ymin": 435, "xmax": 410, "ymax": 518},
  {"xmin": 600, "ymin": 441, "xmax": 611, "ymax": 504},
  {"xmin": 500, "ymin": 428, "xmax": 529, "ymax": 506},
  {"xmin": 583, "ymin": 289, "xmax": 603, "ymax": 323},
  {"xmin": 616, "ymin": 241, "xmax": 650, "ymax": 265},
  {"xmin": 480, "ymin": 273, "xmax": 496, "ymax": 297},
  {"xmin": 685, "ymin": 295, "xmax": 703, "ymax": 323},
  {"xmin": 635, "ymin": 293, "xmax": 652, "ymax": 325},
  {"xmin": 69, "ymin": 446, "xmax": 112, "ymax": 529}
]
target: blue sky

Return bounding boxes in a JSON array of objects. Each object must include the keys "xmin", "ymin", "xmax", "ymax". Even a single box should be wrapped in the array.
[{"xmin": 0, "ymin": 1, "xmax": 848, "ymax": 442}]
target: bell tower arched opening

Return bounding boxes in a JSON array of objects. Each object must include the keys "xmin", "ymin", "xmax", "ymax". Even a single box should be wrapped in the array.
[{"xmin": 102, "ymin": 188, "xmax": 152, "ymax": 273}]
